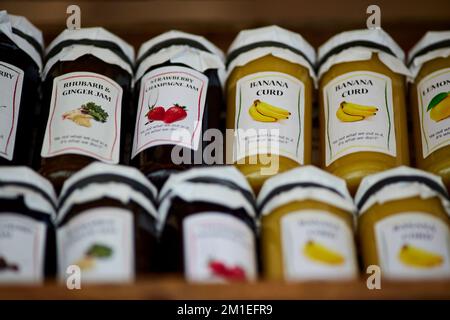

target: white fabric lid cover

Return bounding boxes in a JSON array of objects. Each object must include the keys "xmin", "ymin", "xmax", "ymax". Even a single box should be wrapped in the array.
[{"xmin": 408, "ymin": 31, "xmax": 450, "ymax": 65}]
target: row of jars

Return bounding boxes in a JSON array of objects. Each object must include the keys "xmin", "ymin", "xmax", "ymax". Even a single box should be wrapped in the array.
[
  {"xmin": 0, "ymin": 163, "xmax": 449, "ymax": 283},
  {"xmin": 1, "ymin": 11, "xmax": 450, "ymax": 196}
]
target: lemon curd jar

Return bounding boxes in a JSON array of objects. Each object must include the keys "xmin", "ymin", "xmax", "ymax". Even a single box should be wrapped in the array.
[
  {"xmin": 318, "ymin": 29, "xmax": 411, "ymax": 195},
  {"xmin": 158, "ymin": 166, "xmax": 257, "ymax": 282},
  {"xmin": 257, "ymin": 165, "xmax": 358, "ymax": 281},
  {"xmin": 56, "ymin": 162, "xmax": 158, "ymax": 283},
  {"xmin": 131, "ymin": 31, "xmax": 225, "ymax": 189},
  {"xmin": 38, "ymin": 28, "xmax": 134, "ymax": 192},
  {"xmin": 356, "ymin": 166, "xmax": 450, "ymax": 280},
  {"xmin": 226, "ymin": 25, "xmax": 316, "ymax": 193},
  {"xmin": 409, "ymin": 32, "xmax": 450, "ymax": 192}
]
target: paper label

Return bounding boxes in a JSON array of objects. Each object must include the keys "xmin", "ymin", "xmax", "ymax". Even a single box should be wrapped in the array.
[
  {"xmin": 183, "ymin": 212, "xmax": 257, "ymax": 283},
  {"xmin": 375, "ymin": 212, "xmax": 450, "ymax": 279},
  {"xmin": 132, "ymin": 66, "xmax": 208, "ymax": 158},
  {"xmin": 0, "ymin": 62, "xmax": 23, "ymax": 161},
  {"xmin": 323, "ymin": 71, "xmax": 396, "ymax": 166},
  {"xmin": 281, "ymin": 210, "xmax": 357, "ymax": 280},
  {"xmin": 417, "ymin": 68, "xmax": 450, "ymax": 158},
  {"xmin": 41, "ymin": 72, "xmax": 123, "ymax": 163},
  {"xmin": 234, "ymin": 71, "xmax": 305, "ymax": 163}
]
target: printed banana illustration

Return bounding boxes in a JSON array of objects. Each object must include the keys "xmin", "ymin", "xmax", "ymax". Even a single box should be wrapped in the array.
[
  {"xmin": 249, "ymin": 104, "xmax": 277, "ymax": 122},
  {"xmin": 398, "ymin": 244, "xmax": 443, "ymax": 268},
  {"xmin": 336, "ymin": 101, "xmax": 378, "ymax": 122},
  {"xmin": 303, "ymin": 240, "xmax": 345, "ymax": 265},
  {"xmin": 336, "ymin": 106, "xmax": 365, "ymax": 122},
  {"xmin": 429, "ymin": 94, "xmax": 450, "ymax": 122},
  {"xmin": 253, "ymin": 99, "xmax": 290, "ymax": 120}
]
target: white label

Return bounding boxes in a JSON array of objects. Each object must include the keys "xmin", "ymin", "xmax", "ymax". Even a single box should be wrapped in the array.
[
  {"xmin": 234, "ymin": 71, "xmax": 305, "ymax": 163},
  {"xmin": 0, "ymin": 62, "xmax": 23, "ymax": 161},
  {"xmin": 0, "ymin": 214, "xmax": 46, "ymax": 283},
  {"xmin": 323, "ymin": 71, "xmax": 396, "ymax": 166},
  {"xmin": 57, "ymin": 207, "xmax": 134, "ymax": 283},
  {"xmin": 183, "ymin": 212, "xmax": 257, "ymax": 283},
  {"xmin": 417, "ymin": 68, "xmax": 450, "ymax": 158},
  {"xmin": 375, "ymin": 212, "xmax": 450, "ymax": 279},
  {"xmin": 41, "ymin": 72, "xmax": 123, "ymax": 163},
  {"xmin": 281, "ymin": 210, "xmax": 357, "ymax": 280},
  {"xmin": 132, "ymin": 66, "xmax": 208, "ymax": 158}
]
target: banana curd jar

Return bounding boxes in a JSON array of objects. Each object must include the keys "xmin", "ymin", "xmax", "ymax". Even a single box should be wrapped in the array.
[
  {"xmin": 356, "ymin": 166, "xmax": 450, "ymax": 280},
  {"xmin": 257, "ymin": 165, "xmax": 358, "ymax": 281},
  {"xmin": 318, "ymin": 29, "xmax": 411, "ymax": 195},
  {"xmin": 226, "ymin": 25, "xmax": 316, "ymax": 193},
  {"xmin": 409, "ymin": 32, "xmax": 450, "ymax": 192}
]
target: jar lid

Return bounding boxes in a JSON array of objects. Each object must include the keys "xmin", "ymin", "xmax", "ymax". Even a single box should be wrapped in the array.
[
  {"xmin": 0, "ymin": 11, "xmax": 43, "ymax": 71},
  {"xmin": 57, "ymin": 162, "xmax": 158, "ymax": 224},
  {"xmin": 257, "ymin": 165, "xmax": 355, "ymax": 216},
  {"xmin": 135, "ymin": 30, "xmax": 226, "ymax": 83},
  {"xmin": 355, "ymin": 166, "xmax": 450, "ymax": 215},
  {"xmin": 158, "ymin": 166, "xmax": 256, "ymax": 231},
  {"xmin": 43, "ymin": 27, "xmax": 134, "ymax": 79},
  {"xmin": 0, "ymin": 166, "xmax": 57, "ymax": 217}
]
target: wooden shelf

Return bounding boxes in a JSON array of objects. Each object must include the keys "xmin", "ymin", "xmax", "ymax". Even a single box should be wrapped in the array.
[{"xmin": 1, "ymin": 277, "xmax": 450, "ymax": 300}]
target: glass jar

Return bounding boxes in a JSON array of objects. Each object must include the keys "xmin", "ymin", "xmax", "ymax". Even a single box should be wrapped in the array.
[
  {"xmin": 257, "ymin": 165, "xmax": 357, "ymax": 281},
  {"xmin": 56, "ymin": 162, "xmax": 158, "ymax": 283},
  {"xmin": 131, "ymin": 31, "xmax": 225, "ymax": 189},
  {"xmin": 38, "ymin": 28, "xmax": 134, "ymax": 192},
  {"xmin": 318, "ymin": 29, "xmax": 411, "ymax": 195},
  {"xmin": 0, "ymin": 166, "xmax": 57, "ymax": 283},
  {"xmin": 409, "ymin": 31, "xmax": 450, "ymax": 192},
  {"xmin": 226, "ymin": 25, "xmax": 316, "ymax": 194},
  {"xmin": 158, "ymin": 166, "xmax": 257, "ymax": 282},
  {"xmin": 0, "ymin": 12, "xmax": 43, "ymax": 166},
  {"xmin": 356, "ymin": 166, "xmax": 450, "ymax": 280}
]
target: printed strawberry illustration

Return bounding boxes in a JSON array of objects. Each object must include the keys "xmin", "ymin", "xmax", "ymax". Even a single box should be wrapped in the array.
[
  {"xmin": 163, "ymin": 103, "xmax": 187, "ymax": 124},
  {"xmin": 208, "ymin": 260, "xmax": 247, "ymax": 281},
  {"xmin": 227, "ymin": 266, "xmax": 246, "ymax": 281},
  {"xmin": 146, "ymin": 106, "xmax": 165, "ymax": 122}
]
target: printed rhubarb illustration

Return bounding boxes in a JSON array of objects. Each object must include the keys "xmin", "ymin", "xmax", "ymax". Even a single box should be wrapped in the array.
[
  {"xmin": 0, "ymin": 256, "xmax": 19, "ymax": 272},
  {"xmin": 74, "ymin": 243, "xmax": 114, "ymax": 271},
  {"xmin": 62, "ymin": 102, "xmax": 109, "ymax": 127}
]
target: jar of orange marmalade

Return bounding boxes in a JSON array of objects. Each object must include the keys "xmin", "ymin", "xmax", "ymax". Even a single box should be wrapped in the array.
[
  {"xmin": 318, "ymin": 29, "xmax": 411, "ymax": 195},
  {"xmin": 356, "ymin": 166, "xmax": 450, "ymax": 280},
  {"xmin": 409, "ymin": 31, "xmax": 450, "ymax": 192}
]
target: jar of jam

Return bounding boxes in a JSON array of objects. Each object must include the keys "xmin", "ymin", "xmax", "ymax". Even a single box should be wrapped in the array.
[
  {"xmin": 0, "ymin": 166, "xmax": 57, "ymax": 283},
  {"xmin": 257, "ymin": 165, "xmax": 357, "ymax": 281},
  {"xmin": 318, "ymin": 29, "xmax": 411, "ymax": 195},
  {"xmin": 158, "ymin": 166, "xmax": 257, "ymax": 282},
  {"xmin": 356, "ymin": 166, "xmax": 450, "ymax": 280},
  {"xmin": 0, "ymin": 12, "xmax": 43, "ymax": 166},
  {"xmin": 38, "ymin": 28, "xmax": 134, "ymax": 192},
  {"xmin": 56, "ymin": 162, "xmax": 158, "ymax": 283},
  {"xmin": 226, "ymin": 25, "xmax": 316, "ymax": 193},
  {"xmin": 408, "ymin": 31, "xmax": 450, "ymax": 192},
  {"xmin": 131, "ymin": 31, "xmax": 226, "ymax": 189}
]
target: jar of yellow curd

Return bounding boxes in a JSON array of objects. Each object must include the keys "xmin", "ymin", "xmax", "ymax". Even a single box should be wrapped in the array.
[
  {"xmin": 226, "ymin": 25, "xmax": 316, "ymax": 193},
  {"xmin": 257, "ymin": 165, "xmax": 358, "ymax": 281},
  {"xmin": 317, "ymin": 29, "xmax": 411, "ymax": 195},
  {"xmin": 408, "ymin": 31, "xmax": 450, "ymax": 193},
  {"xmin": 356, "ymin": 166, "xmax": 450, "ymax": 280}
]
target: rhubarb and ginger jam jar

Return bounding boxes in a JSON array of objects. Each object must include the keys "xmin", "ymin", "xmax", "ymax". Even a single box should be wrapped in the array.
[
  {"xmin": 408, "ymin": 31, "xmax": 450, "ymax": 192},
  {"xmin": 56, "ymin": 162, "xmax": 158, "ymax": 283},
  {"xmin": 0, "ymin": 167, "xmax": 57, "ymax": 283},
  {"xmin": 257, "ymin": 165, "xmax": 358, "ymax": 281},
  {"xmin": 356, "ymin": 166, "xmax": 450, "ymax": 280},
  {"xmin": 318, "ymin": 29, "xmax": 411, "ymax": 195},
  {"xmin": 226, "ymin": 25, "xmax": 316, "ymax": 194},
  {"xmin": 158, "ymin": 166, "xmax": 258, "ymax": 282},
  {"xmin": 38, "ymin": 28, "xmax": 134, "ymax": 192},
  {"xmin": 0, "ymin": 12, "xmax": 43, "ymax": 166},
  {"xmin": 131, "ymin": 31, "xmax": 225, "ymax": 189}
]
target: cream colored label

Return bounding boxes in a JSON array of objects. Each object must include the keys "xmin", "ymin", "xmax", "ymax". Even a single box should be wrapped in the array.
[
  {"xmin": 323, "ymin": 71, "xmax": 396, "ymax": 166},
  {"xmin": 375, "ymin": 212, "xmax": 450, "ymax": 279},
  {"xmin": 281, "ymin": 210, "xmax": 357, "ymax": 280},
  {"xmin": 234, "ymin": 71, "xmax": 305, "ymax": 163},
  {"xmin": 417, "ymin": 68, "xmax": 450, "ymax": 158}
]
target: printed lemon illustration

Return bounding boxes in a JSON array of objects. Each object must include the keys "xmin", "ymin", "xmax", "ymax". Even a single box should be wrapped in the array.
[
  {"xmin": 62, "ymin": 102, "xmax": 109, "ymax": 127},
  {"xmin": 427, "ymin": 92, "xmax": 450, "ymax": 122},
  {"xmin": 73, "ymin": 243, "xmax": 114, "ymax": 271},
  {"xmin": 336, "ymin": 101, "xmax": 378, "ymax": 122},
  {"xmin": 303, "ymin": 240, "xmax": 345, "ymax": 265},
  {"xmin": 248, "ymin": 99, "xmax": 290, "ymax": 123},
  {"xmin": 398, "ymin": 244, "xmax": 443, "ymax": 268}
]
